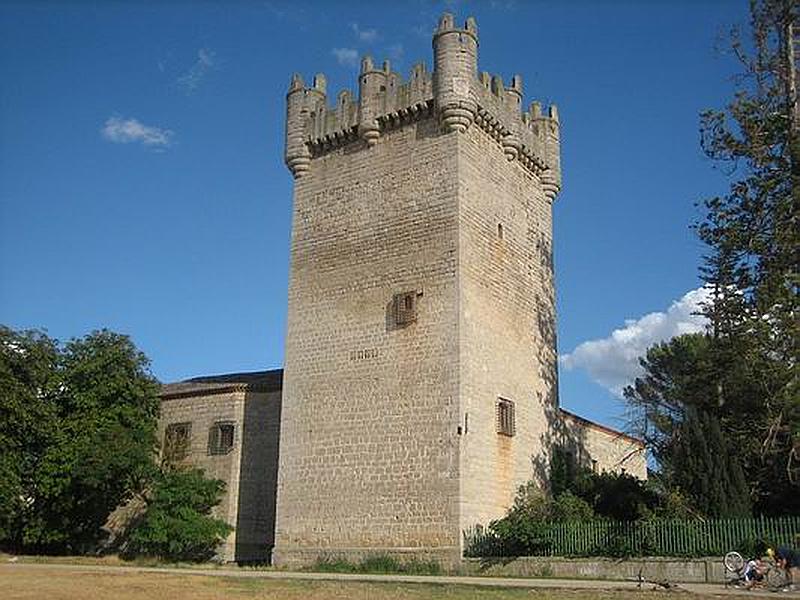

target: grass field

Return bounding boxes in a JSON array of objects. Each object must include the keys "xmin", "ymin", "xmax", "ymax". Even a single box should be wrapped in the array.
[{"xmin": 2, "ymin": 564, "xmax": 729, "ymax": 600}]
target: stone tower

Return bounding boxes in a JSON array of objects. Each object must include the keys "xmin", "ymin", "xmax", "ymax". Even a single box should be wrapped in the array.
[{"xmin": 275, "ymin": 13, "xmax": 562, "ymax": 566}]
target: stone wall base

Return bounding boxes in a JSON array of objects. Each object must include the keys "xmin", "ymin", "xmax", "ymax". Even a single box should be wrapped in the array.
[
  {"xmin": 273, "ymin": 546, "xmax": 462, "ymax": 570},
  {"xmin": 462, "ymin": 556, "xmax": 726, "ymax": 583}
]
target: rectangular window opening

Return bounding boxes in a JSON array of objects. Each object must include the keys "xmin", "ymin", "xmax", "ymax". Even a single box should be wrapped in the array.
[
  {"xmin": 392, "ymin": 291, "xmax": 418, "ymax": 326},
  {"xmin": 208, "ymin": 421, "xmax": 235, "ymax": 455},
  {"xmin": 496, "ymin": 398, "xmax": 515, "ymax": 437}
]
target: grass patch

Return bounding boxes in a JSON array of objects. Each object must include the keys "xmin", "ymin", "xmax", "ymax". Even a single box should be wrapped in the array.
[
  {"xmin": 2, "ymin": 564, "xmax": 730, "ymax": 600},
  {"xmin": 311, "ymin": 554, "xmax": 442, "ymax": 575}
]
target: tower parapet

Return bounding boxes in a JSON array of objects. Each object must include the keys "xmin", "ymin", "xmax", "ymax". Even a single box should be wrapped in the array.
[{"xmin": 282, "ymin": 13, "xmax": 561, "ymax": 199}]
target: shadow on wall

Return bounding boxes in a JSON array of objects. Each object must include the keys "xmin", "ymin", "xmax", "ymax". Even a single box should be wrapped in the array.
[
  {"xmin": 531, "ymin": 231, "xmax": 589, "ymax": 490},
  {"xmin": 234, "ymin": 391, "xmax": 282, "ymax": 564}
]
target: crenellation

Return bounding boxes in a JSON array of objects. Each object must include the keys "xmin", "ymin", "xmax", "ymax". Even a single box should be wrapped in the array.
[{"xmin": 283, "ymin": 12, "xmax": 560, "ymax": 199}]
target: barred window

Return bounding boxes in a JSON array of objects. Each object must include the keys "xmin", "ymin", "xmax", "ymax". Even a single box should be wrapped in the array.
[
  {"xmin": 208, "ymin": 421, "xmax": 235, "ymax": 455},
  {"xmin": 392, "ymin": 291, "xmax": 418, "ymax": 326},
  {"xmin": 164, "ymin": 422, "xmax": 191, "ymax": 462},
  {"xmin": 496, "ymin": 398, "xmax": 515, "ymax": 437}
]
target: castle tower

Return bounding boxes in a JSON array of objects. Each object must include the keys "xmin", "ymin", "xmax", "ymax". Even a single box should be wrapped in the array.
[{"xmin": 276, "ymin": 13, "xmax": 562, "ymax": 566}]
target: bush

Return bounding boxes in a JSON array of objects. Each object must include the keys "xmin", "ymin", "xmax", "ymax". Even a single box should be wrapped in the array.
[
  {"xmin": 125, "ymin": 468, "xmax": 232, "ymax": 562},
  {"xmin": 551, "ymin": 491, "xmax": 595, "ymax": 522}
]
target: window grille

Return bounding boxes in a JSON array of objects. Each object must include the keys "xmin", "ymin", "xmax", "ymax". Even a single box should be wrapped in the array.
[
  {"xmin": 496, "ymin": 398, "xmax": 515, "ymax": 437},
  {"xmin": 392, "ymin": 291, "xmax": 418, "ymax": 326},
  {"xmin": 164, "ymin": 422, "xmax": 191, "ymax": 462},
  {"xmin": 208, "ymin": 421, "xmax": 235, "ymax": 455}
]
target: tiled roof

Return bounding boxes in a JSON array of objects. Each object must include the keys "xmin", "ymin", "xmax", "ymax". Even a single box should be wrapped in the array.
[{"xmin": 160, "ymin": 369, "xmax": 283, "ymax": 399}]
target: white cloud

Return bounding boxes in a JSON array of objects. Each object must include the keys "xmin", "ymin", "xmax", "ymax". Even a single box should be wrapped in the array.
[
  {"xmin": 332, "ymin": 47, "xmax": 359, "ymax": 68},
  {"xmin": 177, "ymin": 48, "xmax": 217, "ymax": 93},
  {"xmin": 101, "ymin": 117, "xmax": 173, "ymax": 149},
  {"xmin": 351, "ymin": 23, "xmax": 378, "ymax": 43},
  {"xmin": 559, "ymin": 286, "xmax": 711, "ymax": 396}
]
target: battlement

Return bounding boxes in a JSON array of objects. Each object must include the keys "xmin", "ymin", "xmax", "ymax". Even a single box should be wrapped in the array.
[{"xmin": 284, "ymin": 13, "xmax": 561, "ymax": 200}]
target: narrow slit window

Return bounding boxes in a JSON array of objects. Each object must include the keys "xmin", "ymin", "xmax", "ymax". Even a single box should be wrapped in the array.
[
  {"xmin": 496, "ymin": 398, "xmax": 515, "ymax": 437},
  {"xmin": 497, "ymin": 223, "xmax": 504, "ymax": 239},
  {"xmin": 208, "ymin": 421, "xmax": 235, "ymax": 455}
]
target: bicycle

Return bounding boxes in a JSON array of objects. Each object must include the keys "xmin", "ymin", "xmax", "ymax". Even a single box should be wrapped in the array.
[{"xmin": 723, "ymin": 551, "xmax": 790, "ymax": 591}]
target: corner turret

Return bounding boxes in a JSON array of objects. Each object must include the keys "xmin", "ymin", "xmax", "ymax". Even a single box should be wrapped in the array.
[
  {"xmin": 285, "ymin": 73, "xmax": 311, "ymax": 178},
  {"xmin": 358, "ymin": 56, "xmax": 387, "ymax": 146},
  {"xmin": 433, "ymin": 13, "xmax": 478, "ymax": 132},
  {"xmin": 525, "ymin": 102, "xmax": 561, "ymax": 200}
]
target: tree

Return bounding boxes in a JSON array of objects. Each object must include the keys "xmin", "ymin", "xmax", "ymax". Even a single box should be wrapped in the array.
[
  {"xmin": 0, "ymin": 326, "xmax": 160, "ymax": 553},
  {"xmin": 125, "ymin": 467, "xmax": 232, "ymax": 562},
  {"xmin": 0, "ymin": 327, "xmax": 60, "ymax": 547},
  {"xmin": 623, "ymin": 333, "xmax": 716, "ymax": 467},
  {"xmin": 695, "ymin": 0, "xmax": 799, "ymax": 513},
  {"xmin": 670, "ymin": 407, "xmax": 751, "ymax": 517},
  {"xmin": 625, "ymin": 1, "xmax": 799, "ymax": 515}
]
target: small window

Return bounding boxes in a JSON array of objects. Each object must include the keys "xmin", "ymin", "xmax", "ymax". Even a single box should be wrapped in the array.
[
  {"xmin": 496, "ymin": 398, "xmax": 515, "ymax": 437},
  {"xmin": 392, "ymin": 291, "xmax": 418, "ymax": 326},
  {"xmin": 164, "ymin": 422, "xmax": 191, "ymax": 462},
  {"xmin": 208, "ymin": 421, "xmax": 235, "ymax": 455},
  {"xmin": 591, "ymin": 459, "xmax": 598, "ymax": 473},
  {"xmin": 497, "ymin": 223, "xmax": 504, "ymax": 239}
]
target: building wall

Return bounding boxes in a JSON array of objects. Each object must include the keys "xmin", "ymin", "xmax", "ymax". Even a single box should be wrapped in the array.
[
  {"xmin": 275, "ymin": 114, "xmax": 463, "ymax": 566},
  {"xmin": 158, "ymin": 388, "xmax": 282, "ymax": 563},
  {"xmin": 457, "ymin": 122, "xmax": 558, "ymax": 534},
  {"xmin": 159, "ymin": 391, "xmax": 245, "ymax": 562},
  {"xmin": 559, "ymin": 411, "xmax": 647, "ymax": 480},
  {"xmin": 234, "ymin": 390, "xmax": 282, "ymax": 562}
]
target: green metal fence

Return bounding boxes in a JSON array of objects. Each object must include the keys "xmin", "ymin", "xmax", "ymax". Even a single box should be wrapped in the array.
[{"xmin": 464, "ymin": 516, "xmax": 800, "ymax": 558}]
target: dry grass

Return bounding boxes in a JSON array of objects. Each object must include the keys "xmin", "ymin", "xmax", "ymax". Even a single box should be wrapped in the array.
[{"xmin": 2, "ymin": 564, "xmax": 727, "ymax": 600}]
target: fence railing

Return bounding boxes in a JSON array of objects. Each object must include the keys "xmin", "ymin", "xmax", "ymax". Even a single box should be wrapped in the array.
[{"xmin": 463, "ymin": 516, "xmax": 800, "ymax": 558}]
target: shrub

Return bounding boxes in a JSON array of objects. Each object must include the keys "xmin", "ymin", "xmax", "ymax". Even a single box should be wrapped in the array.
[
  {"xmin": 551, "ymin": 491, "xmax": 595, "ymax": 522},
  {"xmin": 125, "ymin": 468, "xmax": 231, "ymax": 562}
]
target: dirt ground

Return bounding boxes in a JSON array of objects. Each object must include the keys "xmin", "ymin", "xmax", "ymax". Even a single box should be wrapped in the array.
[{"xmin": 1, "ymin": 564, "xmax": 736, "ymax": 600}]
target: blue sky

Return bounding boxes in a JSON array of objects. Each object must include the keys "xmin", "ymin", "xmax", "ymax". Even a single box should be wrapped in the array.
[{"xmin": 0, "ymin": 0, "xmax": 748, "ymax": 432}]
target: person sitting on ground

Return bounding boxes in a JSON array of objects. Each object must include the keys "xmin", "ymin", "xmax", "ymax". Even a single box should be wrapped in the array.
[
  {"xmin": 742, "ymin": 557, "xmax": 766, "ymax": 588},
  {"xmin": 774, "ymin": 546, "xmax": 799, "ymax": 591}
]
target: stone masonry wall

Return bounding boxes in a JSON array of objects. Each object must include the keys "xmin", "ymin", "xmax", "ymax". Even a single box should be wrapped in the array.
[
  {"xmin": 457, "ymin": 122, "xmax": 557, "ymax": 534},
  {"xmin": 158, "ymin": 391, "xmax": 246, "ymax": 562},
  {"xmin": 234, "ymin": 390, "xmax": 282, "ymax": 562},
  {"xmin": 275, "ymin": 114, "xmax": 462, "ymax": 566},
  {"xmin": 158, "ymin": 388, "xmax": 281, "ymax": 563},
  {"xmin": 560, "ymin": 410, "xmax": 647, "ymax": 479}
]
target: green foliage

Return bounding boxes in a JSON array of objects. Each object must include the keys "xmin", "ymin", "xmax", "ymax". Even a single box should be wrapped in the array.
[
  {"xmin": 125, "ymin": 467, "xmax": 232, "ymax": 562},
  {"xmin": 0, "ymin": 327, "xmax": 60, "ymax": 547},
  {"xmin": 550, "ymin": 491, "xmax": 595, "ymax": 522},
  {"xmin": 670, "ymin": 407, "xmax": 750, "ymax": 517},
  {"xmin": 623, "ymin": 333, "xmax": 716, "ymax": 466},
  {"xmin": 574, "ymin": 471, "xmax": 659, "ymax": 522},
  {"xmin": 486, "ymin": 480, "xmax": 596, "ymax": 556},
  {"xmin": 623, "ymin": 0, "xmax": 799, "ymax": 517},
  {"xmin": 548, "ymin": 447, "xmax": 572, "ymax": 497},
  {"xmin": 0, "ymin": 326, "xmax": 160, "ymax": 553},
  {"xmin": 466, "ymin": 516, "xmax": 800, "ymax": 559},
  {"xmin": 695, "ymin": 0, "xmax": 798, "ymax": 514}
]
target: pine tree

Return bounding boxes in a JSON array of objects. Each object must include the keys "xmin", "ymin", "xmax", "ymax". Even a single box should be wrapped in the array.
[
  {"xmin": 696, "ymin": 0, "xmax": 799, "ymax": 514},
  {"xmin": 670, "ymin": 407, "xmax": 750, "ymax": 518}
]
